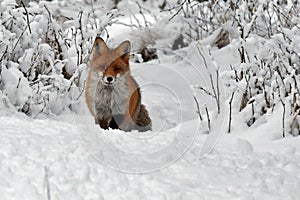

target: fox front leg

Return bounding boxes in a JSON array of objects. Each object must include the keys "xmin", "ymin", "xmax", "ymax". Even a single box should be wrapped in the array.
[
  {"xmin": 95, "ymin": 116, "xmax": 101, "ymax": 124},
  {"xmin": 94, "ymin": 101, "xmax": 112, "ymax": 130},
  {"xmin": 95, "ymin": 116, "xmax": 111, "ymax": 130}
]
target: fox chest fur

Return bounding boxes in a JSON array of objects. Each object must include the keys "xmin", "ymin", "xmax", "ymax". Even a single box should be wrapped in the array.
[{"xmin": 91, "ymin": 72, "xmax": 130, "ymax": 119}]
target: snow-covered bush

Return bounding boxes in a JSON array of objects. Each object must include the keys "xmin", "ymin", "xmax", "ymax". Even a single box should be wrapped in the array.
[
  {"xmin": 163, "ymin": 0, "xmax": 300, "ymax": 136},
  {"xmin": 217, "ymin": 1, "xmax": 300, "ymax": 136},
  {"xmin": 227, "ymin": 27, "xmax": 300, "ymax": 136},
  {"xmin": 0, "ymin": 0, "xmax": 117, "ymax": 116},
  {"xmin": 159, "ymin": 0, "xmax": 299, "ymax": 46}
]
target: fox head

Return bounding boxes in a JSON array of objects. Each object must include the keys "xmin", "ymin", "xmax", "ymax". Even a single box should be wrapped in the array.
[{"xmin": 90, "ymin": 37, "xmax": 131, "ymax": 85}]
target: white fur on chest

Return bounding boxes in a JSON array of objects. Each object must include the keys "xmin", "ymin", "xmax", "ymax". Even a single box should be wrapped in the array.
[
  {"xmin": 89, "ymin": 73, "xmax": 130, "ymax": 118},
  {"xmin": 110, "ymin": 77, "xmax": 130, "ymax": 115}
]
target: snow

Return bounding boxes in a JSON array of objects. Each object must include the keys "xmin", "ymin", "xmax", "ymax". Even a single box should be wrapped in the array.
[
  {"xmin": 1, "ymin": 0, "xmax": 300, "ymax": 199},
  {"xmin": 1, "ymin": 112, "xmax": 300, "ymax": 199}
]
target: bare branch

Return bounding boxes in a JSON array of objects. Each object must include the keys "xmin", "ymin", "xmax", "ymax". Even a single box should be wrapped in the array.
[
  {"xmin": 228, "ymin": 92, "xmax": 235, "ymax": 133},
  {"xmin": 194, "ymin": 85, "xmax": 216, "ymax": 98},
  {"xmin": 78, "ymin": 11, "xmax": 84, "ymax": 65},
  {"xmin": 197, "ymin": 47, "xmax": 208, "ymax": 70},
  {"xmin": 76, "ymin": 80, "xmax": 86, "ymax": 101},
  {"xmin": 205, "ymin": 105, "xmax": 211, "ymax": 132},
  {"xmin": 193, "ymin": 96, "xmax": 203, "ymax": 121},
  {"xmin": 21, "ymin": 1, "xmax": 32, "ymax": 34}
]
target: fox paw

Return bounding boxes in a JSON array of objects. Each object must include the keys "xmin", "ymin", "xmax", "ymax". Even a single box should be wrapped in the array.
[
  {"xmin": 99, "ymin": 120, "xmax": 109, "ymax": 129},
  {"xmin": 95, "ymin": 117, "xmax": 109, "ymax": 129}
]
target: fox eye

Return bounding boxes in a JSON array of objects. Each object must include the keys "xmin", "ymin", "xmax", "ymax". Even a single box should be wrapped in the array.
[{"xmin": 114, "ymin": 67, "xmax": 121, "ymax": 72}]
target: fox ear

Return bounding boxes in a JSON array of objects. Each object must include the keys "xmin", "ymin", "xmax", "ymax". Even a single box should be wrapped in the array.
[
  {"xmin": 116, "ymin": 41, "xmax": 131, "ymax": 61},
  {"xmin": 93, "ymin": 37, "xmax": 108, "ymax": 57}
]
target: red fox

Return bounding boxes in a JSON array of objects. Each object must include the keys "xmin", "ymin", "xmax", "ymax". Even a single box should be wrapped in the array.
[{"xmin": 85, "ymin": 37, "xmax": 152, "ymax": 132}]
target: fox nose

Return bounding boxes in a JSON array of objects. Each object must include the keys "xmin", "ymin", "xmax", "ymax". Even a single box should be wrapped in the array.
[
  {"xmin": 104, "ymin": 76, "xmax": 114, "ymax": 84},
  {"xmin": 107, "ymin": 77, "xmax": 113, "ymax": 82}
]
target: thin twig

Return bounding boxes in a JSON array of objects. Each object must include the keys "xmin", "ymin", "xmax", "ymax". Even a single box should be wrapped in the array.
[
  {"xmin": 78, "ymin": 11, "xmax": 84, "ymax": 65},
  {"xmin": 273, "ymin": 4, "xmax": 300, "ymax": 30},
  {"xmin": 197, "ymin": 47, "xmax": 220, "ymax": 113},
  {"xmin": 280, "ymin": 99, "xmax": 286, "ymax": 137},
  {"xmin": 193, "ymin": 96, "xmax": 203, "ymax": 121},
  {"xmin": 216, "ymin": 70, "xmax": 220, "ymax": 113},
  {"xmin": 135, "ymin": 1, "xmax": 150, "ymax": 27},
  {"xmin": 160, "ymin": 0, "xmax": 187, "ymax": 12},
  {"xmin": 73, "ymin": 28, "xmax": 80, "ymax": 66},
  {"xmin": 205, "ymin": 105, "xmax": 211, "ymax": 132},
  {"xmin": 275, "ymin": 67, "xmax": 288, "ymax": 96},
  {"xmin": 11, "ymin": 28, "xmax": 27, "ymax": 54},
  {"xmin": 228, "ymin": 92, "xmax": 235, "ymax": 133},
  {"xmin": 16, "ymin": 78, "xmax": 21, "ymax": 88},
  {"xmin": 0, "ymin": 45, "xmax": 8, "ymax": 62},
  {"xmin": 76, "ymin": 80, "xmax": 86, "ymax": 101},
  {"xmin": 21, "ymin": 0, "xmax": 32, "ymax": 34},
  {"xmin": 168, "ymin": 6, "xmax": 184, "ymax": 21},
  {"xmin": 114, "ymin": 21, "xmax": 139, "ymax": 29},
  {"xmin": 292, "ymin": 75, "xmax": 300, "ymax": 95},
  {"xmin": 194, "ymin": 85, "xmax": 215, "ymax": 97},
  {"xmin": 209, "ymin": 72, "xmax": 220, "ymax": 114},
  {"xmin": 197, "ymin": 47, "xmax": 208, "ymax": 70},
  {"xmin": 44, "ymin": 5, "xmax": 52, "ymax": 22},
  {"xmin": 276, "ymin": 77, "xmax": 286, "ymax": 137}
]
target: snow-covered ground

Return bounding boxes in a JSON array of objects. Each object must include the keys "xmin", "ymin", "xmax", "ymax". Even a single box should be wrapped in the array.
[{"xmin": 1, "ymin": 110, "xmax": 300, "ymax": 199}]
